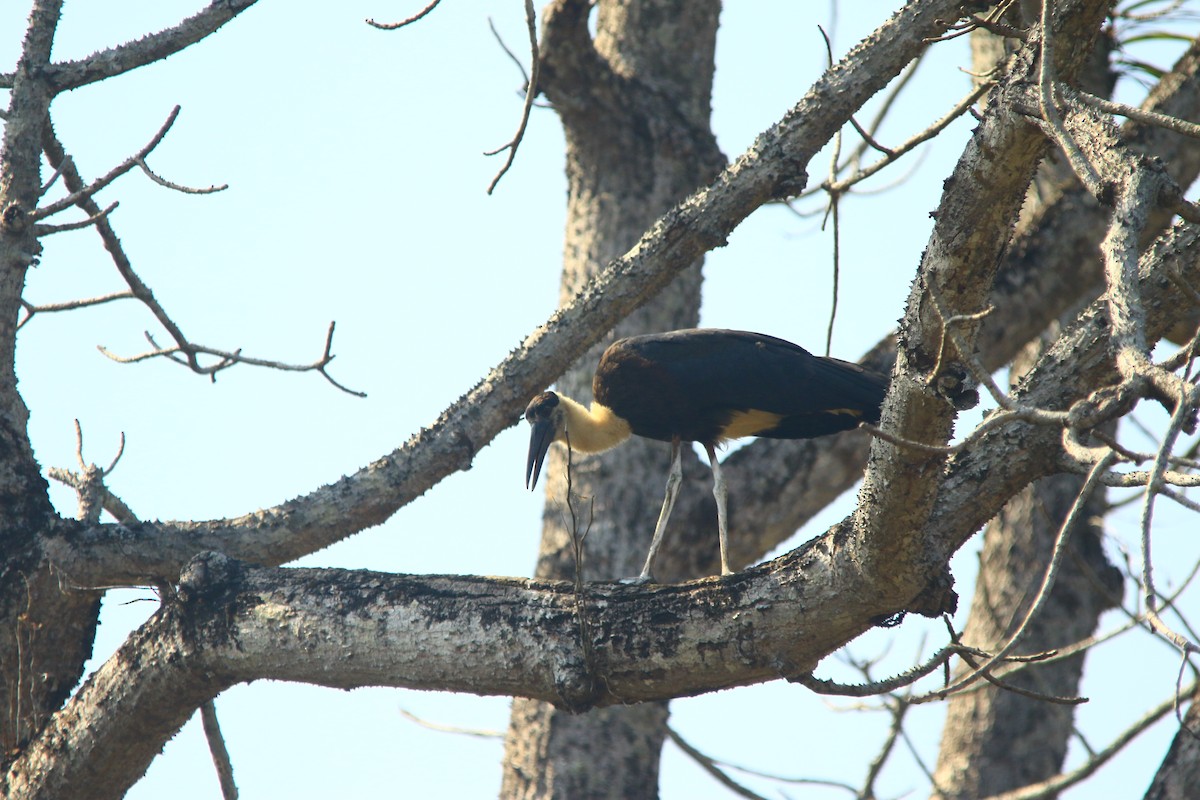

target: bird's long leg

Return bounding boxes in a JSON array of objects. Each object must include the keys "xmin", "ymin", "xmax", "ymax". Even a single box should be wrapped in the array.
[
  {"xmin": 625, "ymin": 437, "xmax": 683, "ymax": 584},
  {"xmin": 704, "ymin": 443, "xmax": 732, "ymax": 576}
]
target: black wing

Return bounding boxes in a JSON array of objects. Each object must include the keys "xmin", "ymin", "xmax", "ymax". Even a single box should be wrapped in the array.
[{"xmin": 593, "ymin": 329, "xmax": 887, "ymax": 443}]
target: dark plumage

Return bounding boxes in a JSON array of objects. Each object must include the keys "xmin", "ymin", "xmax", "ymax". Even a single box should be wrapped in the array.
[{"xmin": 524, "ymin": 328, "xmax": 888, "ymax": 582}]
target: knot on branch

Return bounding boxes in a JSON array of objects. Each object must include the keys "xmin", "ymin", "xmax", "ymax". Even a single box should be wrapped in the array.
[
  {"xmin": 177, "ymin": 551, "xmax": 238, "ymax": 603},
  {"xmin": 1067, "ymin": 381, "xmax": 1140, "ymax": 430},
  {"xmin": 906, "ymin": 566, "xmax": 958, "ymax": 619},
  {"xmin": 550, "ymin": 653, "xmax": 602, "ymax": 713},
  {"xmin": 932, "ymin": 365, "xmax": 980, "ymax": 411},
  {"xmin": 2, "ymin": 201, "xmax": 28, "ymax": 233}
]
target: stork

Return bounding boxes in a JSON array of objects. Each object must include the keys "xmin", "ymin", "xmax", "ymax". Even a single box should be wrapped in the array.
[{"xmin": 524, "ymin": 328, "xmax": 888, "ymax": 583}]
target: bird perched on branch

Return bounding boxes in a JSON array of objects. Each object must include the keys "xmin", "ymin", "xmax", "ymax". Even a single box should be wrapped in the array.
[{"xmin": 524, "ymin": 328, "xmax": 888, "ymax": 583}]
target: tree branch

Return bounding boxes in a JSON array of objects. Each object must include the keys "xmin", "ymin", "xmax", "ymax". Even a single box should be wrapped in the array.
[
  {"xmin": 36, "ymin": 1, "xmax": 260, "ymax": 93},
  {"xmin": 3, "ymin": 548, "xmax": 917, "ymax": 800},
  {"xmin": 39, "ymin": 0, "xmax": 971, "ymax": 586}
]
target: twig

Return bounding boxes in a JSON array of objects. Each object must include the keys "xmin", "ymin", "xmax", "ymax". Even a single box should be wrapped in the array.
[
  {"xmin": 1068, "ymin": 85, "xmax": 1200, "ymax": 141},
  {"xmin": 398, "ymin": 708, "xmax": 502, "ymax": 738},
  {"xmin": 861, "ymin": 694, "xmax": 908, "ymax": 797},
  {"xmin": 978, "ymin": 682, "xmax": 1198, "ymax": 800},
  {"xmin": 925, "ymin": 281, "xmax": 1000, "ymax": 399},
  {"xmin": 951, "ymin": 636, "xmax": 1085, "ymax": 706},
  {"xmin": 200, "ymin": 700, "xmax": 238, "ymax": 800},
  {"xmin": 47, "ymin": 420, "xmax": 129, "ymax": 524},
  {"xmin": 914, "ymin": 452, "xmax": 1117, "ymax": 704},
  {"xmin": 32, "ymin": 201, "xmax": 118, "ymax": 235},
  {"xmin": 847, "ymin": 114, "xmax": 894, "ymax": 157},
  {"xmin": 792, "ymin": 643, "xmax": 963, "ymax": 696},
  {"xmin": 31, "ymin": 106, "xmax": 188, "ymax": 222},
  {"xmin": 1096, "ymin": 468, "xmax": 1200, "ymax": 489},
  {"xmin": 97, "ymin": 321, "xmax": 366, "ymax": 397},
  {"xmin": 42, "ymin": 115, "xmax": 360, "ymax": 396},
  {"xmin": 816, "ymin": 25, "xmax": 843, "ymax": 358},
  {"xmin": 813, "ymin": 65, "xmax": 993, "ymax": 197},
  {"xmin": 488, "ymin": 17, "xmax": 530, "ymax": 88},
  {"xmin": 664, "ymin": 727, "xmax": 775, "ymax": 800},
  {"xmin": 135, "ymin": 157, "xmax": 227, "ymax": 194},
  {"xmin": 1140, "ymin": 382, "xmax": 1200, "ymax": 654},
  {"xmin": 18, "ymin": 291, "xmax": 135, "ymax": 330},
  {"xmin": 366, "ymin": 0, "xmax": 443, "ymax": 30},
  {"xmin": 923, "ymin": 1, "xmax": 1020, "ymax": 43},
  {"xmin": 39, "ymin": 154, "xmax": 70, "ymax": 198},
  {"xmin": 863, "ymin": 403, "xmax": 1069, "ymax": 457},
  {"xmin": 1036, "ymin": 0, "xmax": 1105, "ymax": 197},
  {"xmin": 485, "ymin": 0, "xmax": 539, "ymax": 194}
]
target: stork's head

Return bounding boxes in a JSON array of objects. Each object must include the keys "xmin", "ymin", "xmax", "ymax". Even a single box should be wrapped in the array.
[{"xmin": 524, "ymin": 391, "xmax": 564, "ymax": 489}]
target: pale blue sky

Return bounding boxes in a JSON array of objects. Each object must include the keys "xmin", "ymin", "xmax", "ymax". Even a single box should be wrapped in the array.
[{"xmin": 3, "ymin": 2, "xmax": 1197, "ymax": 797}]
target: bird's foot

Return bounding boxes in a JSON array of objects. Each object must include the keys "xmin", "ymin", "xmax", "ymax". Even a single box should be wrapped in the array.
[{"xmin": 619, "ymin": 573, "xmax": 655, "ymax": 585}]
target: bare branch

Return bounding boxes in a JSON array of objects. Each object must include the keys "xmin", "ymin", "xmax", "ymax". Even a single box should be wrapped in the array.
[
  {"xmin": 861, "ymin": 695, "xmax": 910, "ymax": 798},
  {"xmin": 135, "ymin": 158, "xmax": 227, "ymax": 195},
  {"xmin": 97, "ymin": 321, "xmax": 365, "ymax": 397},
  {"xmin": 366, "ymin": 0, "xmax": 443, "ymax": 31},
  {"xmin": 39, "ymin": 130, "xmax": 360, "ymax": 395},
  {"xmin": 199, "ymin": 701, "xmax": 238, "ymax": 800},
  {"xmin": 1036, "ymin": 1, "xmax": 1105, "ymax": 196},
  {"xmin": 821, "ymin": 80, "xmax": 994, "ymax": 195},
  {"xmin": 38, "ymin": 154, "xmax": 70, "ymax": 198},
  {"xmin": 1067, "ymin": 84, "xmax": 1200, "ymax": 141},
  {"xmin": 31, "ymin": 200, "xmax": 118, "ymax": 235},
  {"xmin": 485, "ymin": 0, "xmax": 539, "ymax": 194},
  {"xmin": 44, "ymin": 420, "xmax": 129, "ymax": 524},
  {"xmin": 488, "ymin": 16, "xmax": 532, "ymax": 91},
  {"xmin": 40, "ymin": 0, "xmax": 971, "ymax": 584},
  {"xmin": 914, "ymin": 452, "xmax": 1117, "ymax": 703},
  {"xmin": 664, "ymin": 726, "xmax": 772, "ymax": 800},
  {"xmin": 791, "ymin": 643, "xmax": 961, "ymax": 696},
  {"xmin": 1140, "ymin": 382, "xmax": 1200, "ymax": 654},
  {"xmin": 40, "ymin": 1, "xmax": 261, "ymax": 93},
  {"xmin": 18, "ymin": 291, "xmax": 135, "ymax": 330},
  {"xmin": 398, "ymin": 708, "xmax": 502, "ymax": 739},
  {"xmin": 978, "ymin": 682, "xmax": 1199, "ymax": 800},
  {"xmin": 30, "ymin": 106, "xmax": 184, "ymax": 223}
]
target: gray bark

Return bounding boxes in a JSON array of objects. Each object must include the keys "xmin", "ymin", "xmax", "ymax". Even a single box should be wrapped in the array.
[{"xmin": 1144, "ymin": 690, "xmax": 1200, "ymax": 800}]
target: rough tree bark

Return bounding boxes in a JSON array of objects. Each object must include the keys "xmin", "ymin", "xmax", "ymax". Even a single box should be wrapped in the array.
[
  {"xmin": 1145, "ymin": 688, "xmax": 1200, "ymax": 800},
  {"xmin": 1, "ymin": 0, "xmax": 108, "ymax": 761}
]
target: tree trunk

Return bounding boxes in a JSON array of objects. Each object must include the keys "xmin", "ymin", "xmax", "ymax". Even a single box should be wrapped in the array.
[
  {"xmin": 0, "ymin": 0, "xmax": 102, "ymax": 764},
  {"xmin": 1144, "ymin": 689, "xmax": 1200, "ymax": 800},
  {"xmin": 930, "ymin": 339, "xmax": 1122, "ymax": 799},
  {"xmin": 501, "ymin": 1, "xmax": 724, "ymax": 797}
]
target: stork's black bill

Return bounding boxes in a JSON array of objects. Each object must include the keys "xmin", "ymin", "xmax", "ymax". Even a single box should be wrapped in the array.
[{"xmin": 524, "ymin": 391, "xmax": 560, "ymax": 489}]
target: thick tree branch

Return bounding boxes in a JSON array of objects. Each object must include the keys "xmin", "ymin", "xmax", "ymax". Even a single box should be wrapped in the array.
[
  {"xmin": 40, "ymin": 0, "xmax": 968, "ymax": 586},
  {"xmin": 853, "ymin": 0, "xmax": 1111, "ymax": 604},
  {"xmin": 27, "ymin": 1, "xmax": 258, "ymax": 93},
  {"xmin": 927, "ymin": 219, "xmax": 1200, "ymax": 565},
  {"xmin": 25, "ymin": 132, "xmax": 1200, "ymax": 800},
  {"xmin": 674, "ymin": 22, "xmax": 1200, "ymax": 582},
  {"xmin": 3, "ymin": 547, "xmax": 902, "ymax": 800}
]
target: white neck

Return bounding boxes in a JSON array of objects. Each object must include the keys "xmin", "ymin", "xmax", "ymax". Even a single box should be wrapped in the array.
[{"xmin": 556, "ymin": 395, "xmax": 632, "ymax": 454}]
